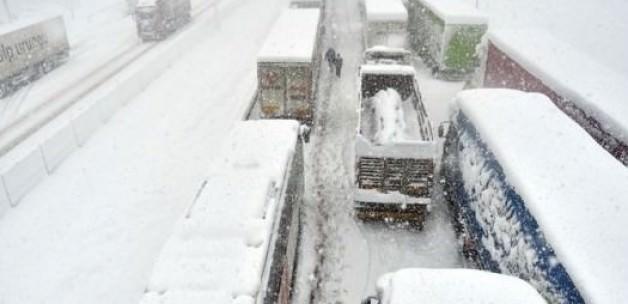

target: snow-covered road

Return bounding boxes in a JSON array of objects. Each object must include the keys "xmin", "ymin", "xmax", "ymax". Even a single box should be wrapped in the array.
[
  {"xmin": 297, "ymin": 0, "xmax": 464, "ymax": 303},
  {"xmin": 0, "ymin": 0, "xmax": 287, "ymax": 302}
]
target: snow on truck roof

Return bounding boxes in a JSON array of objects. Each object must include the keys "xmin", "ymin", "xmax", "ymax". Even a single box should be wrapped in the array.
[
  {"xmin": 377, "ymin": 268, "xmax": 547, "ymax": 304},
  {"xmin": 455, "ymin": 89, "xmax": 628, "ymax": 304},
  {"xmin": 364, "ymin": 0, "xmax": 408, "ymax": 22},
  {"xmin": 139, "ymin": 120, "xmax": 300, "ymax": 304},
  {"xmin": 489, "ymin": 29, "xmax": 628, "ymax": 144},
  {"xmin": 0, "ymin": 15, "xmax": 63, "ymax": 36},
  {"xmin": 415, "ymin": 0, "xmax": 487, "ymax": 25},
  {"xmin": 360, "ymin": 64, "xmax": 416, "ymax": 76},
  {"xmin": 257, "ymin": 8, "xmax": 320, "ymax": 63}
]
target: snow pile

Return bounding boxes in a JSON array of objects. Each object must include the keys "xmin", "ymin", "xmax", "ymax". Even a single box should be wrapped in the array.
[
  {"xmin": 453, "ymin": 89, "xmax": 628, "ymax": 303},
  {"xmin": 416, "ymin": 0, "xmax": 487, "ymax": 25},
  {"xmin": 376, "ymin": 268, "xmax": 547, "ymax": 304},
  {"xmin": 140, "ymin": 120, "xmax": 299, "ymax": 304},
  {"xmin": 257, "ymin": 8, "xmax": 320, "ymax": 63},
  {"xmin": 488, "ymin": 29, "xmax": 628, "ymax": 145},
  {"xmin": 372, "ymin": 88, "xmax": 407, "ymax": 144},
  {"xmin": 364, "ymin": 0, "xmax": 407, "ymax": 22}
]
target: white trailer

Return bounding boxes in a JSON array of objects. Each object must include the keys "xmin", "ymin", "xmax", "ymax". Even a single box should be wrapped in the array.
[
  {"xmin": 256, "ymin": 8, "xmax": 321, "ymax": 126},
  {"xmin": 355, "ymin": 53, "xmax": 435, "ymax": 227},
  {"xmin": 0, "ymin": 16, "xmax": 70, "ymax": 97},
  {"xmin": 363, "ymin": 0, "xmax": 408, "ymax": 48},
  {"xmin": 140, "ymin": 120, "xmax": 304, "ymax": 304}
]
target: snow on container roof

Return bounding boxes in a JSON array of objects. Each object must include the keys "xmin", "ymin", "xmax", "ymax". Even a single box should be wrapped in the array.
[
  {"xmin": 489, "ymin": 29, "xmax": 628, "ymax": 144},
  {"xmin": 0, "ymin": 15, "xmax": 62, "ymax": 36},
  {"xmin": 364, "ymin": 0, "xmax": 408, "ymax": 22},
  {"xmin": 139, "ymin": 120, "xmax": 300, "ymax": 304},
  {"xmin": 360, "ymin": 64, "xmax": 416, "ymax": 76},
  {"xmin": 377, "ymin": 268, "xmax": 547, "ymax": 304},
  {"xmin": 416, "ymin": 0, "xmax": 487, "ymax": 25},
  {"xmin": 257, "ymin": 8, "xmax": 320, "ymax": 63},
  {"xmin": 455, "ymin": 89, "xmax": 628, "ymax": 304},
  {"xmin": 136, "ymin": 0, "xmax": 157, "ymax": 7}
]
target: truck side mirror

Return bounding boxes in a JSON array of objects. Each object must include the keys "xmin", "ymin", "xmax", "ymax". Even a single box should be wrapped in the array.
[{"xmin": 438, "ymin": 121, "xmax": 451, "ymax": 138}]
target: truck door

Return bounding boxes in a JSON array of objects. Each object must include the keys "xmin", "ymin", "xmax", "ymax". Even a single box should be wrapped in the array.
[
  {"xmin": 286, "ymin": 66, "xmax": 311, "ymax": 121},
  {"xmin": 260, "ymin": 67, "xmax": 285, "ymax": 118}
]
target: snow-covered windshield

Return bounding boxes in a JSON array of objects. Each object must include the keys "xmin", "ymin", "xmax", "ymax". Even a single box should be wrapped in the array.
[{"xmin": 0, "ymin": 0, "xmax": 627, "ymax": 303}]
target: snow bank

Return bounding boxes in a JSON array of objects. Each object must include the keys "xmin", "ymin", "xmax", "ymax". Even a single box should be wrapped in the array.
[
  {"xmin": 415, "ymin": 0, "xmax": 487, "ymax": 25},
  {"xmin": 364, "ymin": 0, "xmax": 407, "ymax": 22},
  {"xmin": 140, "ymin": 120, "xmax": 299, "ymax": 304},
  {"xmin": 376, "ymin": 268, "xmax": 546, "ymax": 304},
  {"xmin": 372, "ymin": 89, "xmax": 407, "ymax": 144},
  {"xmin": 454, "ymin": 89, "xmax": 628, "ymax": 304},
  {"xmin": 488, "ymin": 29, "xmax": 628, "ymax": 144},
  {"xmin": 256, "ymin": 8, "xmax": 320, "ymax": 63}
]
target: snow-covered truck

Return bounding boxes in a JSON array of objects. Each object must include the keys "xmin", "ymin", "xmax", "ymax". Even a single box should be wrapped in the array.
[
  {"xmin": 407, "ymin": 0, "xmax": 487, "ymax": 80},
  {"xmin": 363, "ymin": 0, "xmax": 408, "ymax": 48},
  {"xmin": 135, "ymin": 0, "xmax": 191, "ymax": 41},
  {"xmin": 363, "ymin": 268, "xmax": 547, "ymax": 304},
  {"xmin": 256, "ymin": 8, "xmax": 321, "ymax": 127},
  {"xmin": 354, "ymin": 53, "xmax": 435, "ymax": 227},
  {"xmin": 0, "ymin": 16, "xmax": 70, "ymax": 98},
  {"xmin": 441, "ymin": 89, "xmax": 628, "ymax": 304},
  {"xmin": 478, "ymin": 29, "xmax": 628, "ymax": 166},
  {"xmin": 140, "ymin": 120, "xmax": 304, "ymax": 304}
]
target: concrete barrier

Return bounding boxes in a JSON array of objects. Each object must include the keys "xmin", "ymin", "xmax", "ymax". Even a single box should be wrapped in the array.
[
  {"xmin": 0, "ymin": 180, "xmax": 9, "ymax": 218},
  {"xmin": 1, "ymin": 148, "xmax": 47, "ymax": 206},
  {"xmin": 40, "ymin": 121, "xmax": 79, "ymax": 173}
]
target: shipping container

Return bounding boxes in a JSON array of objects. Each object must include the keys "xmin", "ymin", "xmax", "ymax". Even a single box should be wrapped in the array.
[
  {"xmin": 407, "ymin": 0, "xmax": 487, "ymax": 80},
  {"xmin": 480, "ymin": 30, "xmax": 628, "ymax": 166}
]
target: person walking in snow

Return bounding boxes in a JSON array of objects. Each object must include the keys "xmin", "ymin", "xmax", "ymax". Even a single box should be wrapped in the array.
[
  {"xmin": 335, "ymin": 53, "xmax": 343, "ymax": 77},
  {"xmin": 325, "ymin": 47, "xmax": 336, "ymax": 71}
]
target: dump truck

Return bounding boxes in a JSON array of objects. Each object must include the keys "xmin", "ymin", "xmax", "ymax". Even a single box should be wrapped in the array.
[
  {"xmin": 354, "ymin": 47, "xmax": 436, "ymax": 228},
  {"xmin": 0, "ymin": 16, "xmax": 70, "ymax": 98},
  {"xmin": 135, "ymin": 0, "xmax": 191, "ymax": 41}
]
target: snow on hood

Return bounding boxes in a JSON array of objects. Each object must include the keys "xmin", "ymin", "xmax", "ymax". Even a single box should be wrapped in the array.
[{"xmin": 377, "ymin": 268, "xmax": 547, "ymax": 304}]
